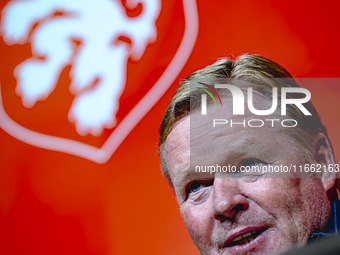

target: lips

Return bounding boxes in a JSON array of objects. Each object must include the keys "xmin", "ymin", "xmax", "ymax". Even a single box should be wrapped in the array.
[{"xmin": 224, "ymin": 227, "xmax": 269, "ymax": 248}]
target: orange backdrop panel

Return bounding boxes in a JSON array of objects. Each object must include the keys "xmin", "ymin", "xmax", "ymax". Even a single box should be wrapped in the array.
[{"xmin": 0, "ymin": 0, "xmax": 339, "ymax": 255}]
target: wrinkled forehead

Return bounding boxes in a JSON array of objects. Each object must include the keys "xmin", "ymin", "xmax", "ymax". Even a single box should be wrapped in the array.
[
  {"xmin": 164, "ymin": 92, "xmax": 294, "ymax": 185},
  {"xmin": 164, "ymin": 91, "xmax": 276, "ymax": 164}
]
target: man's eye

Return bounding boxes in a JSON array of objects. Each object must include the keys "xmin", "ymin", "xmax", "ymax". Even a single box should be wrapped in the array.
[
  {"xmin": 188, "ymin": 182, "xmax": 203, "ymax": 193},
  {"xmin": 186, "ymin": 181, "xmax": 213, "ymax": 194},
  {"xmin": 238, "ymin": 158, "xmax": 267, "ymax": 171},
  {"xmin": 241, "ymin": 158, "xmax": 263, "ymax": 167}
]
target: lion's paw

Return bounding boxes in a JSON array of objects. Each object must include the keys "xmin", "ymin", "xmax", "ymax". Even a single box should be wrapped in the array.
[{"xmin": 68, "ymin": 91, "xmax": 117, "ymax": 136}]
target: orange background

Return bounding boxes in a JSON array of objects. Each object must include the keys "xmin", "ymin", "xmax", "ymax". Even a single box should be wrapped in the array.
[{"xmin": 0, "ymin": 0, "xmax": 340, "ymax": 254}]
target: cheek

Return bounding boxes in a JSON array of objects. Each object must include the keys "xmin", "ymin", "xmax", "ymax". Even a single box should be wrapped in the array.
[
  {"xmin": 251, "ymin": 179, "xmax": 324, "ymax": 244},
  {"xmin": 246, "ymin": 179, "xmax": 303, "ymax": 234},
  {"xmin": 181, "ymin": 204, "xmax": 212, "ymax": 244},
  {"xmin": 252, "ymin": 179, "xmax": 301, "ymax": 209}
]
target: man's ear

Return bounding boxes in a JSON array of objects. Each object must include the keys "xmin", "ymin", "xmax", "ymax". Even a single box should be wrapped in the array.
[{"xmin": 314, "ymin": 133, "xmax": 337, "ymax": 194}]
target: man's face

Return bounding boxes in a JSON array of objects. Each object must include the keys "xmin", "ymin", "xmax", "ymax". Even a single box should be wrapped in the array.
[{"xmin": 164, "ymin": 93, "xmax": 332, "ymax": 255}]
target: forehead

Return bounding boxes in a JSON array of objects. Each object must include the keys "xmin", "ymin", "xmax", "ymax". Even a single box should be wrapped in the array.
[
  {"xmin": 190, "ymin": 95, "xmax": 280, "ymax": 162},
  {"xmin": 164, "ymin": 93, "xmax": 299, "ymax": 187}
]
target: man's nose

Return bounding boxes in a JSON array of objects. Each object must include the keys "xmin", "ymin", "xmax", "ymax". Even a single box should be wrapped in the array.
[{"xmin": 212, "ymin": 178, "xmax": 249, "ymax": 223}]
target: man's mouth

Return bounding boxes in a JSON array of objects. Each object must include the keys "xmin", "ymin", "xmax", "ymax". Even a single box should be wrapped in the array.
[{"xmin": 225, "ymin": 227, "xmax": 268, "ymax": 247}]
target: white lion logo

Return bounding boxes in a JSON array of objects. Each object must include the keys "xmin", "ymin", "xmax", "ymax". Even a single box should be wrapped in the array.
[{"xmin": 1, "ymin": 0, "xmax": 161, "ymax": 136}]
